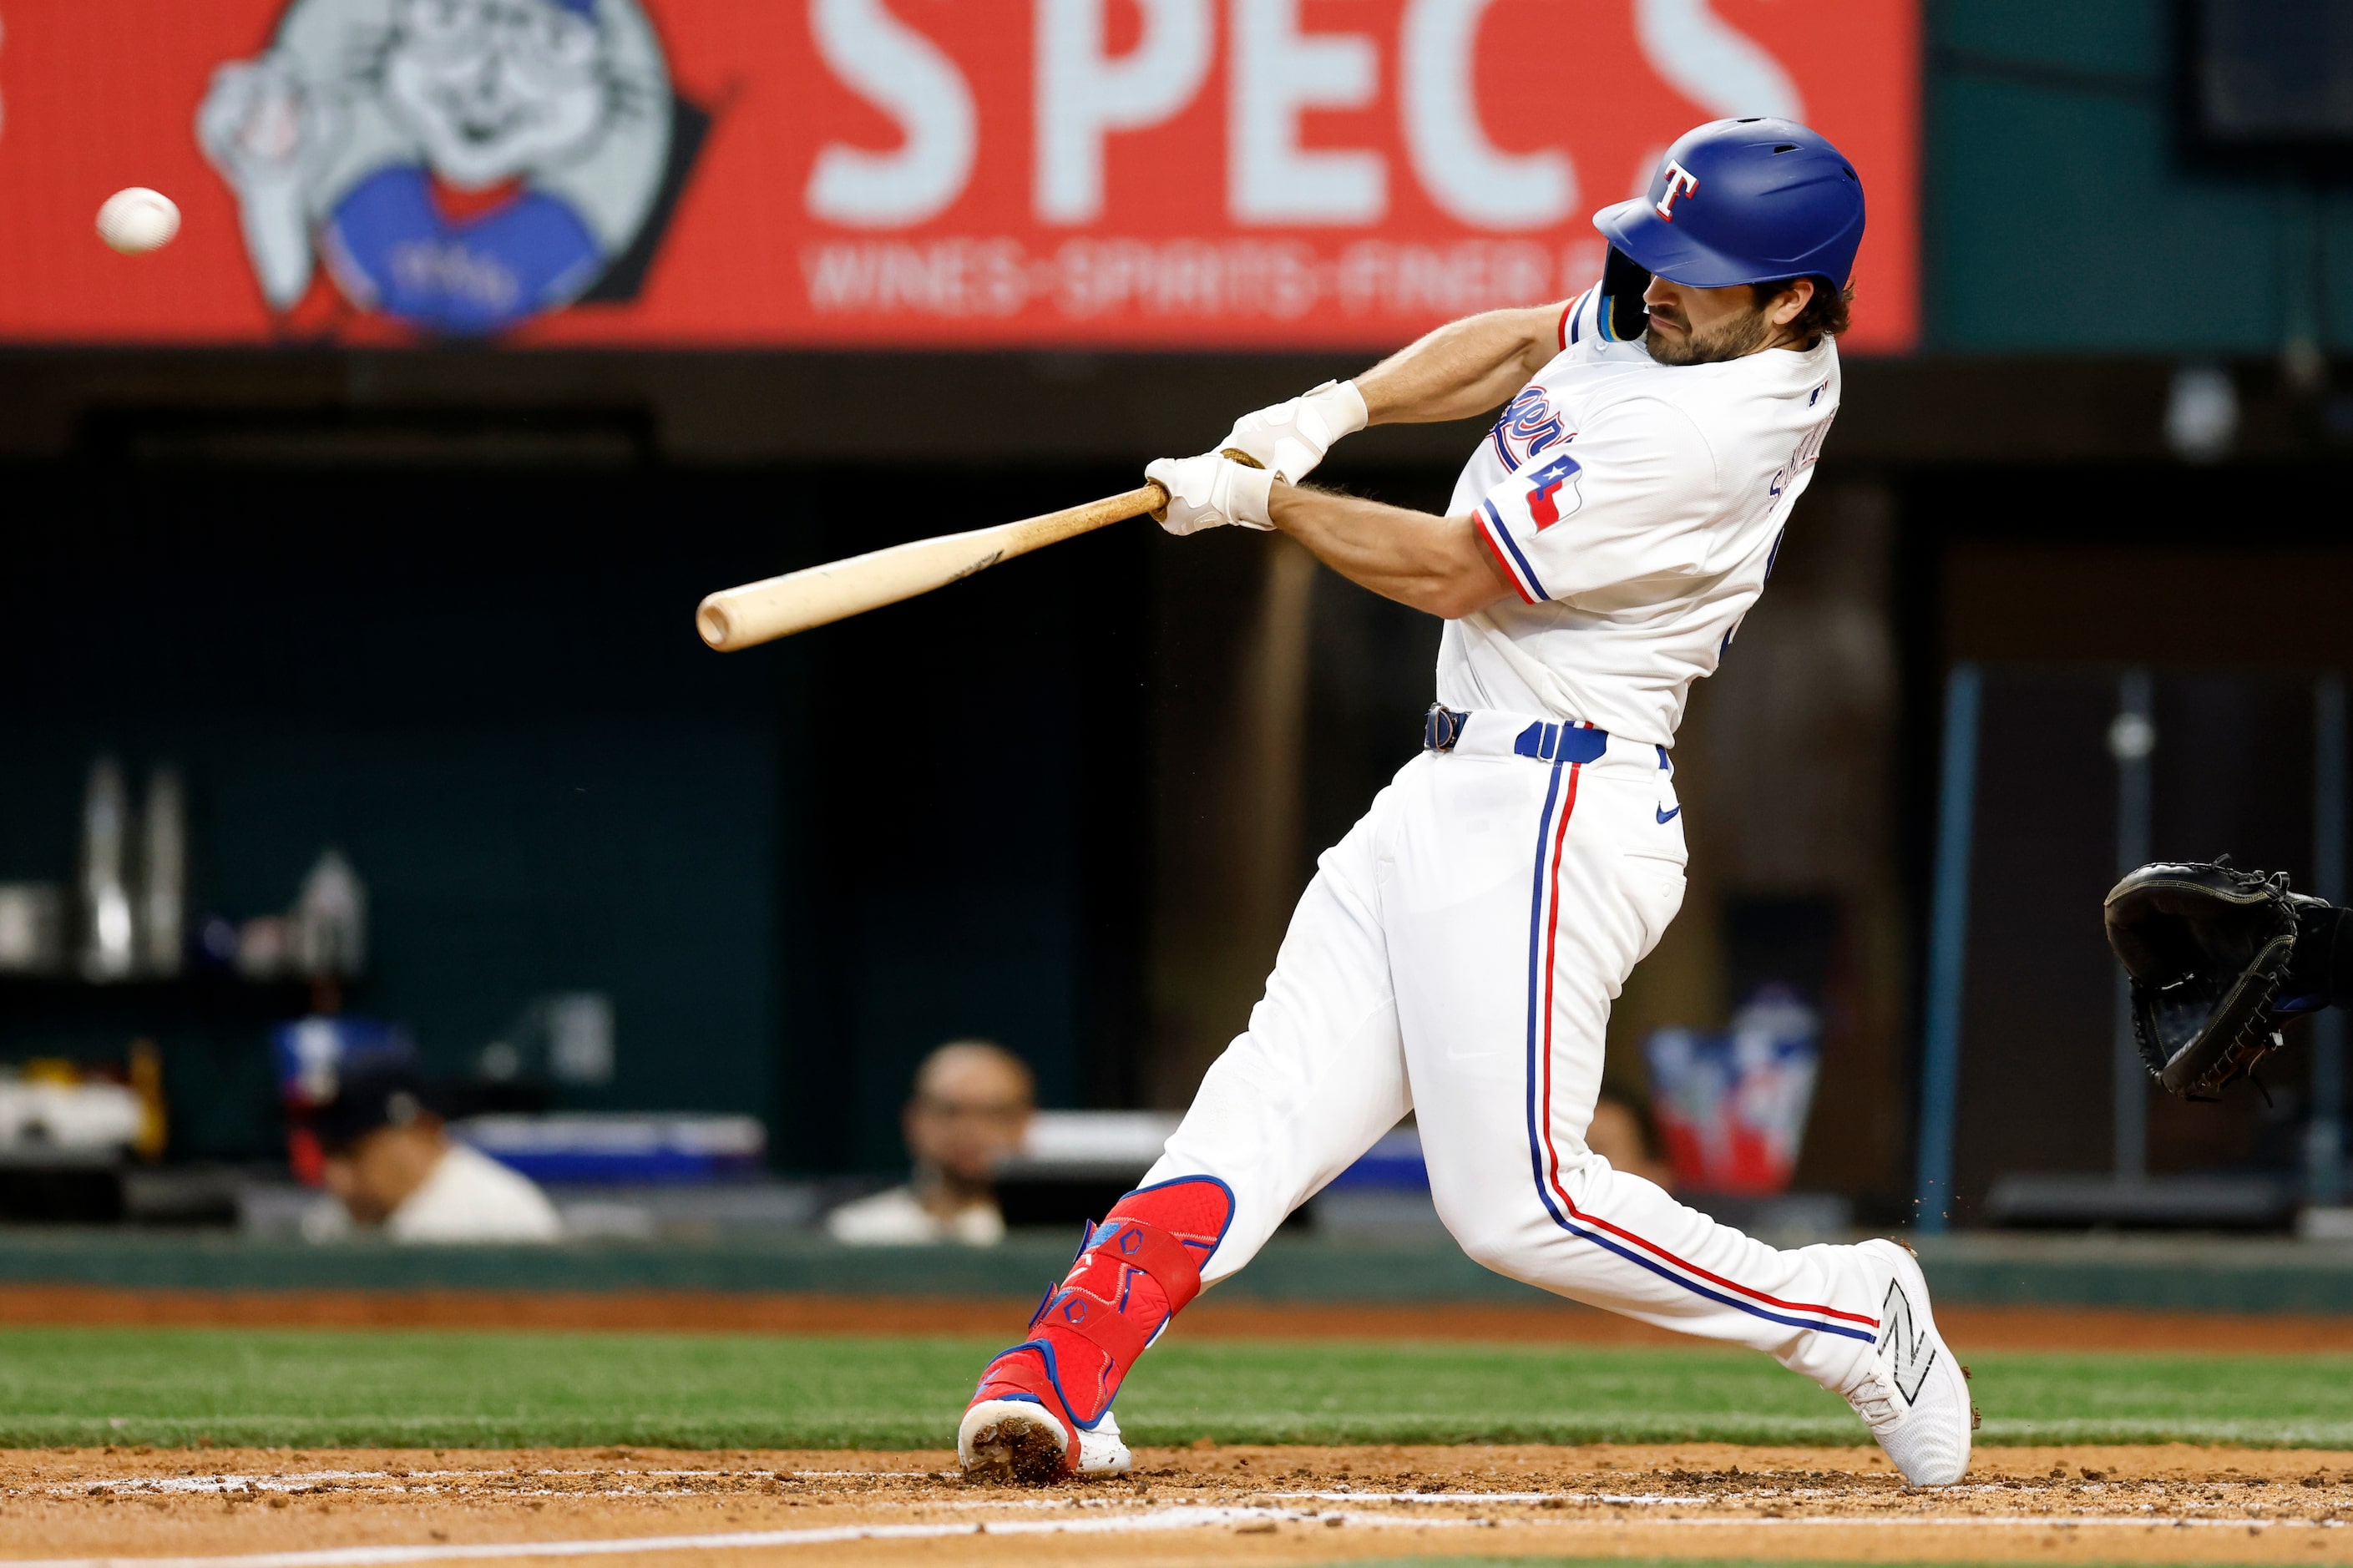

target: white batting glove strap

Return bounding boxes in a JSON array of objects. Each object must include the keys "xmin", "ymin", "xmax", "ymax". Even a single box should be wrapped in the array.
[
  {"xmin": 1217, "ymin": 379, "xmax": 1369, "ymax": 484},
  {"xmin": 1146, "ymin": 453, "xmax": 1276, "ymax": 536}
]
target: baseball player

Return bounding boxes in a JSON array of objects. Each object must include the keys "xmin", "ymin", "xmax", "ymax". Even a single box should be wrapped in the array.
[{"xmin": 959, "ymin": 119, "xmax": 1975, "ymax": 1489}]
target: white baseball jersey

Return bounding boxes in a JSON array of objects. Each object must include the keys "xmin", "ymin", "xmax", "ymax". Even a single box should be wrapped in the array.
[
  {"xmin": 1436, "ymin": 283, "xmax": 1841, "ymax": 746},
  {"xmin": 1132, "ymin": 294, "xmax": 1897, "ymax": 1418},
  {"xmin": 387, "ymin": 1142, "xmax": 564, "ymax": 1244}
]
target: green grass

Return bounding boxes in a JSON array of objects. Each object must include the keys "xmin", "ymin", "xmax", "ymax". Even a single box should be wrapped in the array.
[{"xmin": 0, "ymin": 1327, "xmax": 2347, "ymax": 1450}]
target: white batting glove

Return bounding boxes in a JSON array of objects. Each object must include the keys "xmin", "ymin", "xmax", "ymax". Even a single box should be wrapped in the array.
[
  {"xmin": 1146, "ymin": 453, "xmax": 1276, "ymax": 536},
  {"xmin": 1217, "ymin": 379, "xmax": 1369, "ymax": 484}
]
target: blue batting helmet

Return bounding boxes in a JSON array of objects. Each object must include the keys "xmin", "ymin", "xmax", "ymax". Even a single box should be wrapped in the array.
[{"xmin": 1592, "ymin": 118, "xmax": 1865, "ymax": 290}]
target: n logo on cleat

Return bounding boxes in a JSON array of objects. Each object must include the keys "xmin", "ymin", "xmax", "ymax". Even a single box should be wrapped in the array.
[{"xmin": 1878, "ymin": 1282, "xmax": 1936, "ymax": 1404}]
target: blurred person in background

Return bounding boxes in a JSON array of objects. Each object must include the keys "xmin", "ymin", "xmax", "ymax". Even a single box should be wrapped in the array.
[
  {"xmin": 1587, "ymin": 1083, "xmax": 1675, "ymax": 1191},
  {"xmin": 303, "ymin": 1069, "xmax": 564, "ymax": 1244},
  {"xmin": 828, "ymin": 1040, "xmax": 1035, "ymax": 1246}
]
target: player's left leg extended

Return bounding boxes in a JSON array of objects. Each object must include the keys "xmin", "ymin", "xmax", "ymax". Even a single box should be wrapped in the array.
[
  {"xmin": 962, "ymin": 794, "xmax": 1414, "ymax": 1484},
  {"xmin": 958, "ymin": 1174, "xmax": 1235, "ymax": 1483},
  {"xmin": 1389, "ymin": 717, "xmax": 1975, "ymax": 1486}
]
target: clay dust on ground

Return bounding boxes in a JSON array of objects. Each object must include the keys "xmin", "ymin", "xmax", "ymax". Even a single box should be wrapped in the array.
[{"xmin": 5, "ymin": 1443, "xmax": 2352, "ymax": 1566}]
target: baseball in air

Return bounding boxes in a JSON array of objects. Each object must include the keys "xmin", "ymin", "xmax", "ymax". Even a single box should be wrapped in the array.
[{"xmin": 97, "ymin": 188, "xmax": 180, "ymax": 255}]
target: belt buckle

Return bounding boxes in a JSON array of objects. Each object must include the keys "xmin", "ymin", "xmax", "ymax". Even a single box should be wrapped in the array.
[{"xmin": 1424, "ymin": 705, "xmax": 1466, "ymax": 753}]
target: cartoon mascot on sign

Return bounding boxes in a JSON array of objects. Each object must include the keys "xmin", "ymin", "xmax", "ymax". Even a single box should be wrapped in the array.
[{"xmin": 199, "ymin": 0, "xmax": 703, "ymax": 336}]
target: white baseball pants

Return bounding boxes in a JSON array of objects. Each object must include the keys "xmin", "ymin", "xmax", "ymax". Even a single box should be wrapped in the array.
[{"xmin": 1141, "ymin": 710, "xmax": 1889, "ymax": 1393}]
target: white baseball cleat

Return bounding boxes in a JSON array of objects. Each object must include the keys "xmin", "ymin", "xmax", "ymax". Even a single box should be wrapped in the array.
[
  {"xmin": 1844, "ymin": 1238, "xmax": 1976, "ymax": 1486},
  {"xmin": 958, "ymin": 1400, "xmax": 1131, "ymax": 1484}
]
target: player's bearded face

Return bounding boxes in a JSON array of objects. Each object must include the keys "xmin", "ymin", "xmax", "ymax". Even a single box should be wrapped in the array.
[{"xmin": 1642, "ymin": 286, "xmax": 1777, "ymax": 367}]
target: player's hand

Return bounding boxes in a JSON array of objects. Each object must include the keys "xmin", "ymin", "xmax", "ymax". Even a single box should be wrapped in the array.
[
  {"xmin": 1217, "ymin": 380, "xmax": 1369, "ymax": 484},
  {"xmin": 1146, "ymin": 453, "xmax": 1276, "ymax": 536}
]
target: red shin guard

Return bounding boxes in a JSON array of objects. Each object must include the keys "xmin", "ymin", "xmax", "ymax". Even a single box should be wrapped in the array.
[{"xmin": 969, "ymin": 1176, "xmax": 1235, "ymax": 1461}]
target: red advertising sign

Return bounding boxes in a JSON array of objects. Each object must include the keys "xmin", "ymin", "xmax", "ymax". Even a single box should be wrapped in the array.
[{"xmin": 0, "ymin": 1, "xmax": 1917, "ymax": 350}]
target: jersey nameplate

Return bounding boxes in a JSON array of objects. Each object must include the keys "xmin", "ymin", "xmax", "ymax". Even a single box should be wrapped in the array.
[{"xmin": 1489, "ymin": 385, "xmax": 1571, "ymax": 473}]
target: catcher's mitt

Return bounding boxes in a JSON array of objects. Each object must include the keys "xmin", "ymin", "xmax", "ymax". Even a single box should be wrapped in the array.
[{"xmin": 2103, "ymin": 860, "xmax": 2299, "ymax": 1097}]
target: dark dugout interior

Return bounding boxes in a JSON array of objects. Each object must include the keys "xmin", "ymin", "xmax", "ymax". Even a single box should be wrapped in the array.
[
  {"xmin": 0, "ymin": 447, "xmax": 1153, "ymax": 1171},
  {"xmin": 8, "ymin": 350, "xmax": 2353, "ymax": 1222}
]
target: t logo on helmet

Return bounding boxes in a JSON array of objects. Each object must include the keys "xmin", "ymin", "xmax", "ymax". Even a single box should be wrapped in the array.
[{"xmin": 1655, "ymin": 160, "xmax": 1700, "ymax": 221}]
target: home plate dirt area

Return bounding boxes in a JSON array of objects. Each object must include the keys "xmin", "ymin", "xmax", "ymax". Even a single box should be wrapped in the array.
[{"xmin": 4, "ymin": 1444, "xmax": 2351, "ymax": 1567}]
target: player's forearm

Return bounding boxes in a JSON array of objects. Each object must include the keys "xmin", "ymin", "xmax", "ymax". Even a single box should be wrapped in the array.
[
  {"xmin": 1268, "ymin": 485, "xmax": 1510, "ymax": 620},
  {"xmin": 1353, "ymin": 305, "xmax": 1563, "ymax": 426}
]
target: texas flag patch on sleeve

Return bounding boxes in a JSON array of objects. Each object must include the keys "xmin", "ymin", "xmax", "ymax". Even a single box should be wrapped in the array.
[
  {"xmin": 1473, "ymin": 449, "xmax": 1584, "ymax": 604},
  {"xmin": 1521, "ymin": 452, "xmax": 1584, "ymax": 529}
]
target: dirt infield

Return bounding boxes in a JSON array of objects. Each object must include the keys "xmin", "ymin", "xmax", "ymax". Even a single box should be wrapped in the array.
[
  {"xmin": 7, "ymin": 1286, "xmax": 2353, "ymax": 1353},
  {"xmin": 5, "ymin": 1444, "xmax": 2352, "ymax": 1565}
]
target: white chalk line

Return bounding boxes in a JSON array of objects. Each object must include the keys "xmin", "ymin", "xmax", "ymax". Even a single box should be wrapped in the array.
[
  {"xmin": 0, "ymin": 1505, "xmax": 1431, "ymax": 1568},
  {"xmin": 8, "ymin": 1500, "xmax": 2352, "ymax": 1568}
]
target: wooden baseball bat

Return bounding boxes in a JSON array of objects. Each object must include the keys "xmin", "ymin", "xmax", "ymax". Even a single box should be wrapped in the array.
[{"xmin": 696, "ymin": 480, "xmax": 1168, "ymax": 651}]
